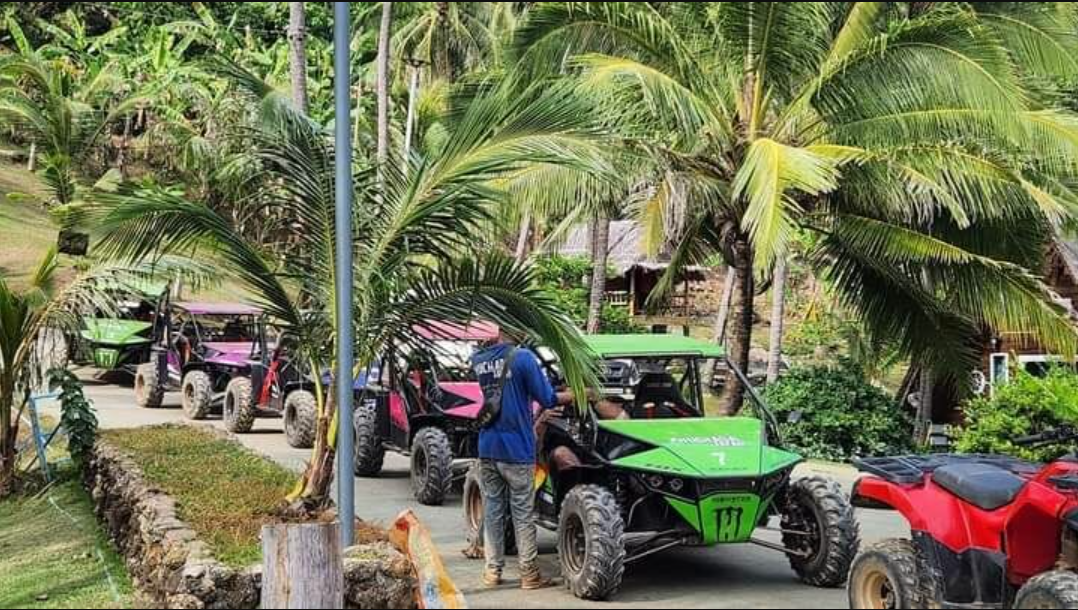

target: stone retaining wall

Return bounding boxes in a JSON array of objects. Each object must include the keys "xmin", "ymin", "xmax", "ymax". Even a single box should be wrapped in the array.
[{"xmin": 83, "ymin": 433, "xmax": 416, "ymax": 609}]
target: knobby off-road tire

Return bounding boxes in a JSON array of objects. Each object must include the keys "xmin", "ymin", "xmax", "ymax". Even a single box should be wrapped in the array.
[
  {"xmin": 181, "ymin": 370, "xmax": 213, "ymax": 420},
  {"xmin": 849, "ymin": 538, "xmax": 937, "ymax": 609},
  {"xmin": 1015, "ymin": 571, "xmax": 1078, "ymax": 609},
  {"xmin": 223, "ymin": 377, "xmax": 256, "ymax": 433},
  {"xmin": 353, "ymin": 400, "xmax": 385, "ymax": 476},
  {"xmin": 411, "ymin": 427, "xmax": 453, "ymax": 506},
  {"xmin": 461, "ymin": 462, "xmax": 516, "ymax": 558},
  {"xmin": 283, "ymin": 390, "xmax": 316, "ymax": 449},
  {"xmin": 134, "ymin": 362, "xmax": 164, "ymax": 408},
  {"xmin": 558, "ymin": 484, "xmax": 626, "ymax": 601},
  {"xmin": 782, "ymin": 475, "xmax": 861, "ymax": 588}
]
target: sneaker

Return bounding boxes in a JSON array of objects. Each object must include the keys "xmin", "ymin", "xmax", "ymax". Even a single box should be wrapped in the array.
[
  {"xmin": 520, "ymin": 570, "xmax": 555, "ymax": 590},
  {"xmin": 482, "ymin": 568, "xmax": 503, "ymax": 588}
]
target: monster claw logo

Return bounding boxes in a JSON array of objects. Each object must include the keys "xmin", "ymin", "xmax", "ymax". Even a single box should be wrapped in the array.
[{"xmin": 716, "ymin": 506, "xmax": 745, "ymax": 541}]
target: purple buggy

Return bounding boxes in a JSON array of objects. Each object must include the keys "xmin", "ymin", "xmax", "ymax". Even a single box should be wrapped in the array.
[{"xmin": 133, "ymin": 301, "xmax": 265, "ymax": 420}]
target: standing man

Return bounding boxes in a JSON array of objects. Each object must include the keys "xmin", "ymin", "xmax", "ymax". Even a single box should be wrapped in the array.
[{"xmin": 471, "ymin": 330, "xmax": 575, "ymax": 590}]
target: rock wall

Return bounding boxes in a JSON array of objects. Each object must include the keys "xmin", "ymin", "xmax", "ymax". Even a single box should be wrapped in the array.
[{"xmin": 83, "ymin": 435, "xmax": 416, "ymax": 609}]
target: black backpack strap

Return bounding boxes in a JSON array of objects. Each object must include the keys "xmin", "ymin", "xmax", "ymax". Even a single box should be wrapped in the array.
[{"xmin": 496, "ymin": 348, "xmax": 519, "ymax": 393}]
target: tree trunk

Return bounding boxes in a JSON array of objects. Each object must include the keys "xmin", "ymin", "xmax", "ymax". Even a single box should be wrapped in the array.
[
  {"xmin": 766, "ymin": 258, "xmax": 788, "ymax": 384},
  {"xmin": 288, "ymin": 2, "xmax": 309, "ymax": 115},
  {"xmin": 719, "ymin": 241, "xmax": 754, "ymax": 415},
  {"xmin": 712, "ymin": 266, "xmax": 736, "ymax": 343},
  {"xmin": 435, "ymin": 2, "xmax": 452, "ymax": 81},
  {"xmin": 261, "ymin": 521, "xmax": 344, "ymax": 609},
  {"xmin": 916, "ymin": 366, "xmax": 934, "ymax": 444},
  {"xmin": 403, "ymin": 63, "xmax": 420, "ymax": 158},
  {"xmin": 294, "ymin": 383, "xmax": 337, "ymax": 507},
  {"xmin": 27, "ymin": 141, "xmax": 35, "ymax": 172},
  {"xmin": 376, "ymin": 2, "xmax": 393, "ymax": 165},
  {"xmin": 514, "ymin": 209, "xmax": 532, "ymax": 263},
  {"xmin": 586, "ymin": 214, "xmax": 610, "ymax": 334}
]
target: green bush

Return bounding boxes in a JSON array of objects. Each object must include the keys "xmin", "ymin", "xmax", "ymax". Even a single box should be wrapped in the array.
[
  {"xmin": 763, "ymin": 359, "xmax": 913, "ymax": 461},
  {"xmin": 534, "ymin": 255, "xmax": 641, "ymax": 334},
  {"xmin": 48, "ymin": 368, "xmax": 98, "ymax": 462},
  {"xmin": 954, "ymin": 368, "xmax": 1078, "ymax": 462}
]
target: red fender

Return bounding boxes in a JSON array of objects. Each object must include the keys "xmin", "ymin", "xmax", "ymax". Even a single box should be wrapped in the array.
[{"xmin": 853, "ymin": 475, "xmax": 1007, "ymax": 554}]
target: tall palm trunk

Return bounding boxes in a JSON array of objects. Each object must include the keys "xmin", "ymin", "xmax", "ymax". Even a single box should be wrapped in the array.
[
  {"xmin": 434, "ymin": 2, "xmax": 452, "ymax": 81},
  {"xmin": 766, "ymin": 258, "xmax": 788, "ymax": 384},
  {"xmin": 403, "ymin": 63, "xmax": 420, "ymax": 158},
  {"xmin": 712, "ymin": 266, "xmax": 736, "ymax": 343},
  {"xmin": 916, "ymin": 366, "xmax": 934, "ymax": 443},
  {"xmin": 719, "ymin": 239, "xmax": 754, "ymax": 415},
  {"xmin": 288, "ymin": 2, "xmax": 309, "ymax": 115},
  {"xmin": 586, "ymin": 214, "xmax": 610, "ymax": 334},
  {"xmin": 376, "ymin": 2, "xmax": 393, "ymax": 165},
  {"xmin": 514, "ymin": 209, "xmax": 532, "ymax": 263}
]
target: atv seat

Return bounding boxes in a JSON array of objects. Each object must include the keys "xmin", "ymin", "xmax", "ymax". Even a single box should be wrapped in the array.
[
  {"xmin": 932, "ymin": 463, "xmax": 1027, "ymax": 511},
  {"xmin": 631, "ymin": 372, "xmax": 695, "ymax": 419}
]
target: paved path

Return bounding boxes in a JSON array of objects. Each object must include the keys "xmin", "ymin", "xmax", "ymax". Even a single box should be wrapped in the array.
[{"xmin": 57, "ymin": 370, "xmax": 910, "ymax": 609}]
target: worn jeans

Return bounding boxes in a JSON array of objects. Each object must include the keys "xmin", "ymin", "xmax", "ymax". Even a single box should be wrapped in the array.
[{"xmin": 478, "ymin": 459, "xmax": 538, "ymax": 575}]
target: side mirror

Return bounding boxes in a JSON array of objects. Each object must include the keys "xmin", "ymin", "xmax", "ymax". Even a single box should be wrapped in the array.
[{"xmin": 787, "ymin": 410, "xmax": 803, "ymax": 425}]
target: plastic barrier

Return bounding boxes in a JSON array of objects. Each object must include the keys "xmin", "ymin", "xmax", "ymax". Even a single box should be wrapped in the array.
[{"xmin": 391, "ymin": 509, "xmax": 468, "ymax": 609}]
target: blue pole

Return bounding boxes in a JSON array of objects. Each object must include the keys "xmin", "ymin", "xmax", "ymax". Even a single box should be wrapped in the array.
[{"xmin": 333, "ymin": 1, "xmax": 355, "ymax": 548}]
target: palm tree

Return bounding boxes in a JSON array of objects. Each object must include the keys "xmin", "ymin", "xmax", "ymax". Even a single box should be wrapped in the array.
[
  {"xmin": 515, "ymin": 2, "xmax": 1078, "ymax": 413},
  {"xmin": 287, "ymin": 2, "xmax": 309, "ymax": 114},
  {"xmin": 0, "ymin": 250, "xmax": 202, "ymax": 495},
  {"xmin": 96, "ymin": 67, "xmax": 605, "ymax": 508},
  {"xmin": 0, "ymin": 54, "xmax": 134, "ymax": 208},
  {"xmin": 376, "ymin": 2, "xmax": 393, "ymax": 165}
]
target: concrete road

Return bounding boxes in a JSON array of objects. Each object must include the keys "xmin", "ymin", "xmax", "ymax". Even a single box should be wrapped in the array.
[{"xmin": 54, "ymin": 370, "xmax": 910, "ymax": 609}]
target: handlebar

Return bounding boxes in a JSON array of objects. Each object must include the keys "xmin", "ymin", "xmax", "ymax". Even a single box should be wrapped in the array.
[{"xmin": 1016, "ymin": 426, "xmax": 1075, "ymax": 447}]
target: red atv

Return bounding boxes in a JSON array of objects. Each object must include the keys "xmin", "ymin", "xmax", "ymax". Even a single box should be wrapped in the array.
[{"xmin": 848, "ymin": 427, "xmax": 1078, "ymax": 609}]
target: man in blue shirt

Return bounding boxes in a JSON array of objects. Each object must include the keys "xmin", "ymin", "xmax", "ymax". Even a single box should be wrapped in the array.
[{"xmin": 471, "ymin": 331, "xmax": 575, "ymax": 590}]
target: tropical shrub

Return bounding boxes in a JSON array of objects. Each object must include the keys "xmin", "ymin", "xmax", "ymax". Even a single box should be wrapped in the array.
[
  {"xmin": 954, "ymin": 368, "xmax": 1078, "ymax": 462},
  {"xmin": 48, "ymin": 368, "xmax": 98, "ymax": 462},
  {"xmin": 534, "ymin": 255, "xmax": 640, "ymax": 334},
  {"xmin": 764, "ymin": 359, "xmax": 913, "ymax": 462}
]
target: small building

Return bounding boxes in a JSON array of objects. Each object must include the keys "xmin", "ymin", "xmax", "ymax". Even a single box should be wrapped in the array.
[
  {"xmin": 546, "ymin": 220, "xmax": 724, "ymax": 320},
  {"xmin": 979, "ymin": 238, "xmax": 1078, "ymax": 393}
]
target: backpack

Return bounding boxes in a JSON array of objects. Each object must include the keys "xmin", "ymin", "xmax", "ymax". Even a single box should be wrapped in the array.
[{"xmin": 476, "ymin": 348, "xmax": 518, "ymax": 429}]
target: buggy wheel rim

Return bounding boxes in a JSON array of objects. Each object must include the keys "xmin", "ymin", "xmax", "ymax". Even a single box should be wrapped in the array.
[
  {"xmin": 562, "ymin": 512, "xmax": 587, "ymax": 575},
  {"xmin": 855, "ymin": 568, "xmax": 896, "ymax": 609},
  {"xmin": 284, "ymin": 405, "xmax": 295, "ymax": 432},
  {"xmin": 224, "ymin": 392, "xmax": 234, "ymax": 420},
  {"xmin": 412, "ymin": 445, "xmax": 428, "ymax": 485},
  {"xmin": 183, "ymin": 382, "xmax": 194, "ymax": 404},
  {"xmin": 135, "ymin": 374, "xmax": 145, "ymax": 399},
  {"xmin": 786, "ymin": 497, "xmax": 823, "ymax": 561}
]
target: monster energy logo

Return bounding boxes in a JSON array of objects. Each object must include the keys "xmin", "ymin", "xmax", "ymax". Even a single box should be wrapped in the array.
[{"xmin": 716, "ymin": 506, "xmax": 745, "ymax": 541}]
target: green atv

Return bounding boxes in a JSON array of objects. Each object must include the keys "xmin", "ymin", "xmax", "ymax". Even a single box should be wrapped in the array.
[
  {"xmin": 463, "ymin": 334, "xmax": 859, "ymax": 600},
  {"xmin": 76, "ymin": 280, "xmax": 167, "ymax": 373}
]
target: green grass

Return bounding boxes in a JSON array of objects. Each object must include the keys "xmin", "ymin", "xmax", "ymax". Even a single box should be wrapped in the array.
[
  {"xmin": 0, "ymin": 160, "xmax": 58, "ymax": 287},
  {"xmin": 0, "ymin": 473, "xmax": 134, "ymax": 609},
  {"xmin": 102, "ymin": 425, "xmax": 297, "ymax": 567}
]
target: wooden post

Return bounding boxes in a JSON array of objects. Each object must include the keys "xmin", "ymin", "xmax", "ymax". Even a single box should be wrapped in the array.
[{"xmin": 261, "ymin": 522, "xmax": 344, "ymax": 609}]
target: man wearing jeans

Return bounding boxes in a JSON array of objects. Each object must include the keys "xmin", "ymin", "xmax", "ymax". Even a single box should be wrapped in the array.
[{"xmin": 471, "ymin": 333, "xmax": 574, "ymax": 589}]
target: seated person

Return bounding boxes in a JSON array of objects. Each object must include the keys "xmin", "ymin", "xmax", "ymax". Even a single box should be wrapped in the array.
[{"xmin": 538, "ymin": 394, "xmax": 628, "ymax": 472}]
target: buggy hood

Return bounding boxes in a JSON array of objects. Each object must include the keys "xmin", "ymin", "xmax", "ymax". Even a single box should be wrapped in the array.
[
  {"xmin": 600, "ymin": 417, "xmax": 801, "ymax": 478},
  {"xmin": 81, "ymin": 318, "xmax": 153, "ymax": 346}
]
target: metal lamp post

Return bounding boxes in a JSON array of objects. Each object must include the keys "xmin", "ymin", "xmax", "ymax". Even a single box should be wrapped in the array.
[{"xmin": 333, "ymin": 0, "xmax": 356, "ymax": 548}]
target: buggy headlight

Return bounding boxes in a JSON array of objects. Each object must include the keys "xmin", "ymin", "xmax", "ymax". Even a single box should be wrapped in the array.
[
  {"xmin": 647, "ymin": 474, "xmax": 664, "ymax": 489},
  {"xmin": 668, "ymin": 478, "xmax": 684, "ymax": 493}
]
